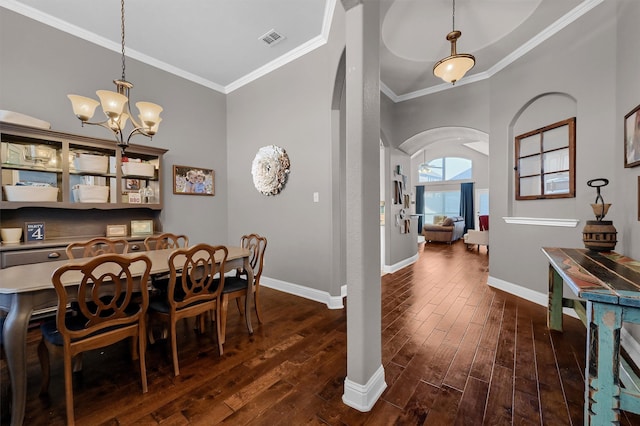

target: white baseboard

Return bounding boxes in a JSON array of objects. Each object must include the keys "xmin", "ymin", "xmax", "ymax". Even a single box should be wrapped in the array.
[
  {"xmin": 260, "ymin": 276, "xmax": 346, "ymax": 309},
  {"xmin": 382, "ymin": 253, "xmax": 419, "ymax": 274},
  {"xmin": 342, "ymin": 365, "xmax": 387, "ymax": 412},
  {"xmin": 487, "ymin": 275, "xmax": 578, "ymax": 319}
]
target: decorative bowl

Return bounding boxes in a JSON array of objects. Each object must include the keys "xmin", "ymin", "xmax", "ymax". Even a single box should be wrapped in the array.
[{"xmin": 1, "ymin": 227, "xmax": 22, "ymax": 243}]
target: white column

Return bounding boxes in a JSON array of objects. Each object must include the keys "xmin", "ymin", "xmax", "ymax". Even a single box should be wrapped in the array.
[{"xmin": 342, "ymin": 0, "xmax": 386, "ymax": 411}]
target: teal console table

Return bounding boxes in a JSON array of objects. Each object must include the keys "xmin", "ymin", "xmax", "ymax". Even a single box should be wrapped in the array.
[{"xmin": 542, "ymin": 247, "xmax": 640, "ymax": 425}]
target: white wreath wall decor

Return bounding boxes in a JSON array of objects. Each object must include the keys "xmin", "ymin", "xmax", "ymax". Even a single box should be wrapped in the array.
[{"xmin": 251, "ymin": 145, "xmax": 290, "ymax": 196}]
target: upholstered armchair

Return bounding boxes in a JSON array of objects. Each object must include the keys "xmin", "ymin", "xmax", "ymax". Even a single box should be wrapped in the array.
[
  {"xmin": 463, "ymin": 215, "xmax": 489, "ymax": 251},
  {"xmin": 422, "ymin": 215, "xmax": 466, "ymax": 244}
]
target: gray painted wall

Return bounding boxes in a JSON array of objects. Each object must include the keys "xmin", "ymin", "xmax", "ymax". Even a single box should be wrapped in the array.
[
  {"xmin": 225, "ymin": 4, "xmax": 346, "ymax": 296},
  {"xmin": 4, "ymin": 0, "xmax": 640, "ymax": 359},
  {"xmin": 489, "ymin": 1, "xmax": 618, "ymax": 294},
  {"xmin": 616, "ymin": 0, "xmax": 640, "ymax": 261},
  {"xmin": 0, "ymin": 10, "xmax": 229, "ymax": 246}
]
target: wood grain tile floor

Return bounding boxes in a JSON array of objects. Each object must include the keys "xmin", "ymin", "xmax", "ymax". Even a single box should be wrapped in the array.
[{"xmin": 3, "ymin": 241, "xmax": 640, "ymax": 425}]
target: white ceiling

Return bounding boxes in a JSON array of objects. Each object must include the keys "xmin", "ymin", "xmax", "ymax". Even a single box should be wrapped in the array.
[{"xmin": 1, "ymin": 0, "xmax": 601, "ymax": 101}]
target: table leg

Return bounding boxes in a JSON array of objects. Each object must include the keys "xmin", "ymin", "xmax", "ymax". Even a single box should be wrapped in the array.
[
  {"xmin": 3, "ymin": 293, "xmax": 34, "ymax": 426},
  {"xmin": 585, "ymin": 301, "xmax": 622, "ymax": 425},
  {"xmin": 548, "ymin": 265, "xmax": 564, "ymax": 331},
  {"xmin": 243, "ymin": 257, "xmax": 254, "ymax": 335}
]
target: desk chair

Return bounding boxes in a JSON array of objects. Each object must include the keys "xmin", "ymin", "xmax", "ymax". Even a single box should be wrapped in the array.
[
  {"xmin": 148, "ymin": 244, "xmax": 227, "ymax": 376},
  {"xmin": 37, "ymin": 254, "xmax": 152, "ymax": 426},
  {"xmin": 219, "ymin": 234, "xmax": 267, "ymax": 344}
]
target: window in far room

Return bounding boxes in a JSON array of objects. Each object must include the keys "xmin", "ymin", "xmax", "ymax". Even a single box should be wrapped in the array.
[
  {"xmin": 423, "ymin": 190, "xmax": 460, "ymax": 224},
  {"xmin": 418, "ymin": 157, "xmax": 472, "ymax": 183}
]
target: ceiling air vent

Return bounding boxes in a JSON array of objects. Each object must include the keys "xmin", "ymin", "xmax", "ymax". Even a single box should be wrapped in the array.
[{"xmin": 259, "ymin": 29, "xmax": 286, "ymax": 46}]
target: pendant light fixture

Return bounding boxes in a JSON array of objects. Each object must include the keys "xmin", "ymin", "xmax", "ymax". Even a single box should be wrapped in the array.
[
  {"xmin": 433, "ymin": 0, "xmax": 475, "ymax": 85},
  {"xmin": 67, "ymin": 0, "xmax": 163, "ymax": 153}
]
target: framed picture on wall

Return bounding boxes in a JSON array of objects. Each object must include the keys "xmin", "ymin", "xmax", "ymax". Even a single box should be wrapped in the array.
[
  {"xmin": 625, "ymin": 104, "xmax": 640, "ymax": 168},
  {"xmin": 173, "ymin": 165, "xmax": 214, "ymax": 195}
]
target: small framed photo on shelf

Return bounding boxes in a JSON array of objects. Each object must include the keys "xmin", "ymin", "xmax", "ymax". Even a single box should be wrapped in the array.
[
  {"xmin": 173, "ymin": 165, "xmax": 214, "ymax": 195},
  {"xmin": 125, "ymin": 179, "xmax": 140, "ymax": 191},
  {"xmin": 106, "ymin": 224, "xmax": 127, "ymax": 237},
  {"xmin": 625, "ymin": 104, "xmax": 640, "ymax": 168},
  {"xmin": 130, "ymin": 220, "xmax": 153, "ymax": 237}
]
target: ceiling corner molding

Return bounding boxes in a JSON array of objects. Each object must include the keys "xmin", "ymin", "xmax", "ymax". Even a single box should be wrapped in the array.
[
  {"xmin": 394, "ymin": 72, "xmax": 490, "ymax": 103},
  {"xmin": 225, "ymin": 0, "xmax": 336, "ymax": 94},
  {"xmin": 502, "ymin": 217, "xmax": 580, "ymax": 227},
  {"xmin": 380, "ymin": 82, "xmax": 399, "ymax": 102},
  {"xmin": 0, "ymin": 0, "xmax": 228, "ymax": 93},
  {"xmin": 1, "ymin": 0, "xmax": 117, "ymax": 54},
  {"xmin": 225, "ymin": 34, "xmax": 328, "ymax": 93},
  {"xmin": 486, "ymin": 0, "xmax": 604, "ymax": 79},
  {"xmin": 386, "ymin": 0, "xmax": 604, "ymax": 104}
]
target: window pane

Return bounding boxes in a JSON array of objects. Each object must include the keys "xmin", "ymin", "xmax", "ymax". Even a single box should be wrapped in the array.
[
  {"xmin": 426, "ymin": 158, "xmax": 443, "ymax": 181},
  {"xmin": 423, "ymin": 190, "xmax": 460, "ymax": 222},
  {"xmin": 520, "ymin": 176, "xmax": 540, "ymax": 197},
  {"xmin": 444, "ymin": 157, "xmax": 472, "ymax": 180},
  {"xmin": 418, "ymin": 162, "xmax": 439, "ymax": 183},
  {"xmin": 543, "ymin": 148, "xmax": 569, "ymax": 173},
  {"xmin": 444, "ymin": 191, "xmax": 461, "ymax": 216},
  {"xmin": 519, "ymin": 155, "xmax": 540, "ymax": 176},
  {"xmin": 519, "ymin": 135, "xmax": 540, "ymax": 156},
  {"xmin": 478, "ymin": 192, "xmax": 489, "ymax": 216},
  {"xmin": 543, "ymin": 126, "xmax": 568, "ymax": 151},
  {"xmin": 544, "ymin": 172, "xmax": 570, "ymax": 194}
]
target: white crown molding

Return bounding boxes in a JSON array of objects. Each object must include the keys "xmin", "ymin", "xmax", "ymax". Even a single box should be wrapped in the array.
[
  {"xmin": 384, "ymin": 0, "xmax": 605, "ymax": 103},
  {"xmin": 485, "ymin": 0, "xmax": 604, "ymax": 79},
  {"xmin": 502, "ymin": 217, "xmax": 580, "ymax": 227},
  {"xmin": 225, "ymin": 34, "xmax": 328, "ymax": 93},
  {"xmin": 225, "ymin": 0, "xmax": 336, "ymax": 93},
  {"xmin": 1, "ymin": 0, "xmax": 337, "ymax": 95},
  {"xmin": 3, "ymin": 0, "xmax": 603, "ymax": 99}
]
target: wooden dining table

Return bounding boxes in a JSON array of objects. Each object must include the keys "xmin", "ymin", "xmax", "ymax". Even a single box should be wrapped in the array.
[{"xmin": 0, "ymin": 246, "xmax": 253, "ymax": 426}]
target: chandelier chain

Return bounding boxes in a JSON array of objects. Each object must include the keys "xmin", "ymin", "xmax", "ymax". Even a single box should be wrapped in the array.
[
  {"xmin": 452, "ymin": 0, "xmax": 456, "ymax": 31},
  {"xmin": 120, "ymin": 0, "xmax": 126, "ymax": 81}
]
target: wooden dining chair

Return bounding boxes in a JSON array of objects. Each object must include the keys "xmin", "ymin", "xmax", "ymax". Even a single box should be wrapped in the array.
[
  {"xmin": 37, "ymin": 253, "xmax": 152, "ymax": 426},
  {"xmin": 0, "ymin": 314, "xmax": 9, "ymax": 424},
  {"xmin": 143, "ymin": 233, "xmax": 189, "ymax": 251},
  {"xmin": 62, "ymin": 237, "xmax": 132, "ymax": 374},
  {"xmin": 65, "ymin": 237, "xmax": 130, "ymax": 259},
  {"xmin": 147, "ymin": 244, "xmax": 227, "ymax": 376},
  {"xmin": 219, "ymin": 233, "xmax": 267, "ymax": 344}
]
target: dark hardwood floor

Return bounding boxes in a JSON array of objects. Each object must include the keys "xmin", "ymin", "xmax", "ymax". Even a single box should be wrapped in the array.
[{"xmin": 3, "ymin": 241, "xmax": 640, "ymax": 425}]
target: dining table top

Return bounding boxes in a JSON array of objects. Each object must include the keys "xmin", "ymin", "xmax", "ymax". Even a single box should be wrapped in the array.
[{"xmin": 0, "ymin": 246, "xmax": 250, "ymax": 294}]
